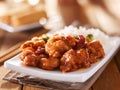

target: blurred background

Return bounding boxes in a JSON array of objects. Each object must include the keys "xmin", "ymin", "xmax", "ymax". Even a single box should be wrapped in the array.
[{"xmin": 0, "ymin": 0, "xmax": 120, "ymax": 35}]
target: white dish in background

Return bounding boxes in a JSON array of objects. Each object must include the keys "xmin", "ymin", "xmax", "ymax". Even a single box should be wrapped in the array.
[
  {"xmin": 0, "ymin": 22, "xmax": 42, "ymax": 32},
  {"xmin": 4, "ymin": 26, "xmax": 120, "ymax": 82}
]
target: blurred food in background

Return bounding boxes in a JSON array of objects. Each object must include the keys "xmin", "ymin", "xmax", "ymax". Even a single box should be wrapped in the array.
[
  {"xmin": 0, "ymin": 0, "xmax": 47, "ymax": 27},
  {"xmin": 0, "ymin": 0, "xmax": 120, "ymax": 35}
]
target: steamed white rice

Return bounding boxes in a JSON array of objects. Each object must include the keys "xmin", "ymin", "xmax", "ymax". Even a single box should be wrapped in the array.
[{"xmin": 47, "ymin": 26, "xmax": 109, "ymax": 44}]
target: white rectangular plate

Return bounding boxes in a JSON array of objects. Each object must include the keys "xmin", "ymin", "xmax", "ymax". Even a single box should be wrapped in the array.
[{"xmin": 4, "ymin": 26, "xmax": 120, "ymax": 82}]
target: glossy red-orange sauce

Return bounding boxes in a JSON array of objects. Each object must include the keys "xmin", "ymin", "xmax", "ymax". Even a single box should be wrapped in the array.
[{"xmin": 20, "ymin": 34, "xmax": 105, "ymax": 73}]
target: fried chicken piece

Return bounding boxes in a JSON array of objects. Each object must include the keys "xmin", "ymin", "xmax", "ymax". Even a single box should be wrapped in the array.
[
  {"xmin": 21, "ymin": 37, "xmax": 45, "ymax": 51},
  {"xmin": 76, "ymin": 49, "xmax": 91, "ymax": 68},
  {"xmin": 45, "ymin": 34, "xmax": 77, "ymax": 58},
  {"xmin": 39, "ymin": 57, "xmax": 59, "ymax": 70},
  {"xmin": 60, "ymin": 49, "xmax": 90, "ymax": 72},
  {"xmin": 33, "ymin": 38, "xmax": 45, "ymax": 48},
  {"xmin": 21, "ymin": 41, "xmax": 35, "ymax": 51},
  {"xmin": 20, "ymin": 50, "xmax": 38, "ymax": 67},
  {"xmin": 87, "ymin": 40, "xmax": 105, "ymax": 63}
]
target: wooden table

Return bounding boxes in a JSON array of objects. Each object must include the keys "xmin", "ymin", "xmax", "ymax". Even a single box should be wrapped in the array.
[
  {"xmin": 0, "ymin": 28, "xmax": 120, "ymax": 90},
  {"xmin": 0, "ymin": 0, "xmax": 120, "ymax": 90}
]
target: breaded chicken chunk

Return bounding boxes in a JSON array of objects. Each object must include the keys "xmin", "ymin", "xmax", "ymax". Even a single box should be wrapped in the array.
[
  {"xmin": 87, "ymin": 40, "xmax": 105, "ymax": 63},
  {"xmin": 60, "ymin": 49, "xmax": 90, "ymax": 72},
  {"xmin": 45, "ymin": 34, "xmax": 77, "ymax": 58}
]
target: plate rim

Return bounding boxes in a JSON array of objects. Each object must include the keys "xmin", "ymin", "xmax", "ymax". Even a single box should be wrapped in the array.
[{"xmin": 0, "ymin": 22, "xmax": 42, "ymax": 32}]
